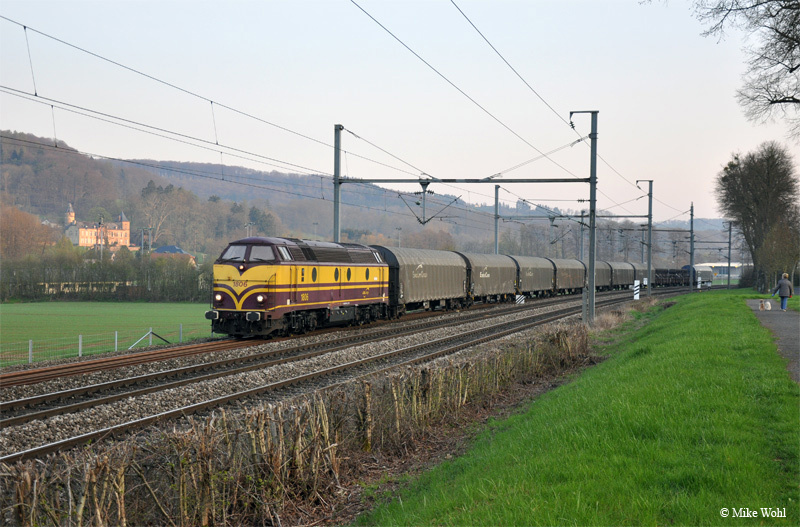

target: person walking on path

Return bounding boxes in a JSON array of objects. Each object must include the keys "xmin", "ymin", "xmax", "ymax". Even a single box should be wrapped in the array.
[{"xmin": 771, "ymin": 273, "xmax": 794, "ymax": 311}]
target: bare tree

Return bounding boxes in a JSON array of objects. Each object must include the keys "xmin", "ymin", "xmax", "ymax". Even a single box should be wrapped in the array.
[
  {"xmin": 757, "ymin": 217, "xmax": 800, "ymax": 287},
  {"xmin": 715, "ymin": 141, "xmax": 799, "ymax": 290},
  {"xmin": 695, "ymin": 0, "xmax": 800, "ymax": 138}
]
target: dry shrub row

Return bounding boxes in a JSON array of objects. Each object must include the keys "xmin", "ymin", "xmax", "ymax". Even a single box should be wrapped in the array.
[{"xmin": 1, "ymin": 322, "xmax": 592, "ymax": 527}]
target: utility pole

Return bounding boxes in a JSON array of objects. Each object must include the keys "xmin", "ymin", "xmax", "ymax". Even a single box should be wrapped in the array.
[
  {"xmin": 640, "ymin": 229, "xmax": 645, "ymax": 263},
  {"xmin": 727, "ymin": 221, "xmax": 732, "ymax": 289},
  {"xmin": 636, "ymin": 180, "xmax": 653, "ymax": 297},
  {"xmin": 333, "ymin": 123, "xmax": 588, "ymax": 252},
  {"xmin": 582, "ymin": 112, "xmax": 599, "ymax": 323},
  {"xmin": 689, "ymin": 202, "xmax": 695, "ymax": 291},
  {"xmin": 420, "ymin": 181, "xmax": 430, "ymax": 224},
  {"xmin": 396, "ymin": 227, "xmax": 402, "ymax": 247},
  {"xmin": 568, "ymin": 110, "xmax": 599, "ymax": 323},
  {"xmin": 494, "ymin": 185, "xmax": 500, "ymax": 254},
  {"xmin": 333, "ymin": 124, "xmax": 343, "ymax": 243},
  {"xmin": 579, "ymin": 210, "xmax": 586, "ymax": 260},
  {"xmin": 99, "ymin": 219, "xmax": 104, "ymax": 262}
]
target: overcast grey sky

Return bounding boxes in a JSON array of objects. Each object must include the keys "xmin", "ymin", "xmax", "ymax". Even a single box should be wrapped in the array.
[{"xmin": 1, "ymin": 0, "xmax": 796, "ymax": 223}]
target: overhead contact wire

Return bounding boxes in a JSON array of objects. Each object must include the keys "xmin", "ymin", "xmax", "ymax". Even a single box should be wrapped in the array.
[{"xmin": 348, "ymin": 0, "xmax": 581, "ymax": 180}]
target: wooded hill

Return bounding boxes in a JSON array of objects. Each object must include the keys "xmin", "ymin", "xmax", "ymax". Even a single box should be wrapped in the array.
[{"xmin": 1, "ymin": 130, "xmax": 727, "ymax": 266}]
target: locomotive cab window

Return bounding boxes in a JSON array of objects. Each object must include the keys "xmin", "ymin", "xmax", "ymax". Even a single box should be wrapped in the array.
[
  {"xmin": 277, "ymin": 246, "xmax": 292, "ymax": 260},
  {"xmin": 249, "ymin": 245, "xmax": 276, "ymax": 262},
  {"xmin": 219, "ymin": 245, "xmax": 247, "ymax": 262}
]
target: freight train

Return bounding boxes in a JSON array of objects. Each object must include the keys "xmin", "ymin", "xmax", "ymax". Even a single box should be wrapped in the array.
[{"xmin": 205, "ymin": 237, "xmax": 691, "ymax": 338}]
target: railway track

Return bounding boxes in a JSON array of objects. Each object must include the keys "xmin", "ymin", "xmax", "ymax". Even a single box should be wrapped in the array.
[
  {"xmin": 2, "ymin": 292, "xmax": 608, "ymax": 417},
  {"xmin": 0, "ymin": 291, "xmax": 587, "ymax": 388},
  {"xmin": 0, "ymin": 300, "xmax": 547, "ymax": 425},
  {"xmin": 0, "ymin": 339, "xmax": 249, "ymax": 387},
  {"xmin": 0, "ymin": 292, "xmax": 688, "ymax": 463},
  {"xmin": 0, "ymin": 295, "xmax": 664, "ymax": 463},
  {"xmin": 0, "ymin": 286, "xmax": 676, "ymax": 388}
]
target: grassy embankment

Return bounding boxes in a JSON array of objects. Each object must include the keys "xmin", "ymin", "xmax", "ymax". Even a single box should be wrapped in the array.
[
  {"xmin": 0, "ymin": 302, "xmax": 210, "ymax": 365},
  {"xmin": 356, "ymin": 289, "xmax": 800, "ymax": 525}
]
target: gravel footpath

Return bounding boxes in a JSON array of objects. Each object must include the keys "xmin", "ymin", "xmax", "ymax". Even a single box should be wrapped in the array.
[
  {"xmin": 747, "ymin": 299, "xmax": 800, "ymax": 383},
  {"xmin": 1, "ymin": 300, "xmax": 581, "ymax": 456}
]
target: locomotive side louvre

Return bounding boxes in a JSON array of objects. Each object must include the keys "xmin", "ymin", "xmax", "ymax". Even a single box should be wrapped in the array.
[
  {"xmin": 371, "ymin": 246, "xmax": 468, "ymax": 312},
  {"xmin": 455, "ymin": 252, "xmax": 518, "ymax": 302},
  {"xmin": 548, "ymin": 258, "xmax": 586, "ymax": 294},
  {"xmin": 507, "ymin": 255, "xmax": 556, "ymax": 297}
]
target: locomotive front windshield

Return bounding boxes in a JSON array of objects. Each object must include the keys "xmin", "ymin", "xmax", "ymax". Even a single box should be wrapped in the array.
[
  {"xmin": 217, "ymin": 244, "xmax": 277, "ymax": 263},
  {"xmin": 249, "ymin": 245, "xmax": 276, "ymax": 262},
  {"xmin": 219, "ymin": 244, "xmax": 247, "ymax": 262}
]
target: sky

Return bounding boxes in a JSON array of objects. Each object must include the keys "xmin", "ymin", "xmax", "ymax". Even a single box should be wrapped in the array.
[{"xmin": 0, "ymin": 0, "xmax": 796, "ymax": 225}]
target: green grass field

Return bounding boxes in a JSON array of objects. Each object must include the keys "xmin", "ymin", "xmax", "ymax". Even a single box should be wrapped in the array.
[
  {"xmin": 356, "ymin": 290, "xmax": 800, "ymax": 525},
  {"xmin": 0, "ymin": 302, "xmax": 212, "ymax": 365}
]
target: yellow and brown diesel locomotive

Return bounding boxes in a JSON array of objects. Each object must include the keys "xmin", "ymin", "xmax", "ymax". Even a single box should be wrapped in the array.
[
  {"xmin": 207, "ymin": 237, "xmax": 693, "ymax": 339},
  {"xmin": 205, "ymin": 237, "xmax": 390, "ymax": 337}
]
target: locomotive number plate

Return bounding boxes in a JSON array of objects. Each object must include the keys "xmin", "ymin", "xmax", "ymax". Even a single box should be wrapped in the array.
[{"xmin": 233, "ymin": 280, "xmax": 247, "ymax": 287}]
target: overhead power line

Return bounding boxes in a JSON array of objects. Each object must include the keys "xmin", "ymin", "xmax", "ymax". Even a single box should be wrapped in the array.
[
  {"xmin": 0, "ymin": 15, "xmax": 434, "ymax": 182},
  {"xmin": 348, "ymin": 0, "xmax": 581, "ymax": 181},
  {"xmin": 0, "ymin": 15, "xmax": 330, "ymax": 149},
  {"xmin": 0, "ymin": 86, "xmax": 328, "ymax": 176},
  {"xmin": 449, "ymin": 0, "xmax": 574, "ymax": 132},
  {"xmin": 448, "ymin": 1, "xmax": 680, "ymax": 205},
  {"xmin": 1, "ymin": 133, "xmax": 508, "ymax": 235}
]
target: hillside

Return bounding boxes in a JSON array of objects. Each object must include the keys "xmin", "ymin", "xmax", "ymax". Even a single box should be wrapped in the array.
[
  {"xmin": 0, "ymin": 131, "xmax": 166, "ymax": 224},
  {"xmin": 0, "ymin": 131, "xmax": 728, "ymax": 266}
]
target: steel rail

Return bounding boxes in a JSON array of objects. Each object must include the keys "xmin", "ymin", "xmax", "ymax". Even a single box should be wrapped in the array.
[
  {"xmin": 0, "ymin": 288, "xmax": 644, "ymax": 387},
  {"xmin": 0, "ymin": 292, "xmax": 570, "ymax": 390},
  {"xmin": 0, "ymin": 293, "xmax": 656, "ymax": 464},
  {"xmin": 0, "ymin": 302, "xmax": 521, "ymax": 426},
  {"xmin": 4, "ymin": 291, "xmax": 598, "ymax": 423},
  {"xmin": 0, "ymin": 339, "xmax": 247, "ymax": 387}
]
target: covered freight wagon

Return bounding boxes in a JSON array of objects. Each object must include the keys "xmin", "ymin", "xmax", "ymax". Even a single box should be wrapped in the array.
[
  {"xmin": 630, "ymin": 262, "xmax": 649, "ymax": 286},
  {"xmin": 372, "ymin": 246, "xmax": 467, "ymax": 313},
  {"xmin": 509, "ymin": 256, "xmax": 555, "ymax": 297},
  {"xmin": 457, "ymin": 252, "xmax": 518, "ymax": 302},
  {"xmin": 586, "ymin": 260, "xmax": 612, "ymax": 290},
  {"xmin": 608, "ymin": 261, "xmax": 635, "ymax": 289},
  {"xmin": 550, "ymin": 258, "xmax": 586, "ymax": 294}
]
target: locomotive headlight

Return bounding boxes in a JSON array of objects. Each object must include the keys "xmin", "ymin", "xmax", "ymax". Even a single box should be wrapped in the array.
[
  {"xmin": 214, "ymin": 293, "xmax": 223, "ymax": 302},
  {"xmin": 256, "ymin": 294, "xmax": 265, "ymax": 303},
  {"xmin": 238, "ymin": 264, "xmax": 246, "ymax": 271}
]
